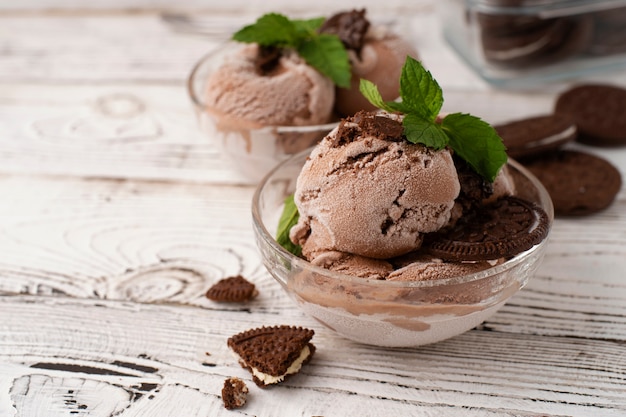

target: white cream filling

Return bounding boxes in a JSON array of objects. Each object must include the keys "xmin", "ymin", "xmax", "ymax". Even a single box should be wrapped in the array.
[
  {"xmin": 522, "ymin": 125, "xmax": 577, "ymax": 149},
  {"xmin": 486, "ymin": 34, "xmax": 552, "ymax": 61},
  {"xmin": 231, "ymin": 345, "xmax": 311, "ymax": 385}
]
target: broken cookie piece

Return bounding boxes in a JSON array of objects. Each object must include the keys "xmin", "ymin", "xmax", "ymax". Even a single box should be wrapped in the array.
[
  {"xmin": 206, "ymin": 275, "xmax": 258, "ymax": 302},
  {"xmin": 222, "ymin": 377, "xmax": 248, "ymax": 410},
  {"xmin": 227, "ymin": 325, "xmax": 315, "ymax": 387}
]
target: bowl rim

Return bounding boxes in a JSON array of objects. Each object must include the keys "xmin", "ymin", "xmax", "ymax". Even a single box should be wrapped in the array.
[
  {"xmin": 186, "ymin": 42, "xmax": 339, "ymax": 134},
  {"xmin": 251, "ymin": 148, "xmax": 554, "ymax": 289}
]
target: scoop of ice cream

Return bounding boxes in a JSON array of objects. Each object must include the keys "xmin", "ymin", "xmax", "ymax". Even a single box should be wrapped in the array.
[
  {"xmin": 204, "ymin": 44, "xmax": 335, "ymax": 129},
  {"xmin": 486, "ymin": 164, "xmax": 516, "ymax": 203},
  {"xmin": 335, "ymin": 26, "xmax": 418, "ymax": 117},
  {"xmin": 387, "ymin": 253, "xmax": 498, "ymax": 281},
  {"xmin": 320, "ymin": 9, "xmax": 418, "ymax": 117},
  {"xmin": 311, "ymin": 251, "xmax": 393, "ymax": 280},
  {"xmin": 290, "ymin": 111, "xmax": 461, "ymax": 260}
]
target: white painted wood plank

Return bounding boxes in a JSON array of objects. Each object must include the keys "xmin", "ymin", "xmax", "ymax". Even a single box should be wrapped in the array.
[
  {"xmin": 1, "ymin": 295, "xmax": 625, "ymax": 417},
  {"xmin": 0, "ymin": 83, "xmax": 253, "ymax": 183},
  {"xmin": 0, "ymin": 15, "xmax": 221, "ymax": 83},
  {"xmin": 1, "ymin": 2, "xmax": 626, "ymax": 416}
]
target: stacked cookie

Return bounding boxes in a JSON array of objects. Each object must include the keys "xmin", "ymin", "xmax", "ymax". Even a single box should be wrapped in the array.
[
  {"xmin": 494, "ymin": 83, "xmax": 624, "ymax": 216},
  {"xmin": 478, "ymin": 2, "xmax": 626, "ymax": 68}
]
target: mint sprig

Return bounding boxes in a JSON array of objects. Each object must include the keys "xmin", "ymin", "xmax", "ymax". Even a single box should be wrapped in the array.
[
  {"xmin": 232, "ymin": 13, "xmax": 351, "ymax": 88},
  {"xmin": 276, "ymin": 195, "xmax": 302, "ymax": 257},
  {"xmin": 360, "ymin": 56, "xmax": 507, "ymax": 182}
]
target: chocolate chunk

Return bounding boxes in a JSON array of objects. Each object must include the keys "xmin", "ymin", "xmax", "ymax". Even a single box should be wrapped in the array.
[
  {"xmin": 221, "ymin": 377, "xmax": 248, "ymax": 410},
  {"xmin": 205, "ymin": 275, "xmax": 258, "ymax": 302},
  {"xmin": 361, "ymin": 115, "xmax": 404, "ymax": 141},
  {"xmin": 320, "ymin": 9, "xmax": 370, "ymax": 51},
  {"xmin": 227, "ymin": 325, "xmax": 315, "ymax": 387},
  {"xmin": 353, "ymin": 111, "xmax": 404, "ymax": 141},
  {"xmin": 554, "ymin": 84, "xmax": 626, "ymax": 146},
  {"xmin": 453, "ymin": 155, "xmax": 494, "ymax": 215},
  {"xmin": 494, "ymin": 113, "xmax": 577, "ymax": 159},
  {"xmin": 425, "ymin": 196, "xmax": 550, "ymax": 261},
  {"xmin": 255, "ymin": 46, "xmax": 281, "ymax": 75},
  {"xmin": 332, "ymin": 111, "xmax": 404, "ymax": 147},
  {"xmin": 523, "ymin": 150, "xmax": 622, "ymax": 216}
]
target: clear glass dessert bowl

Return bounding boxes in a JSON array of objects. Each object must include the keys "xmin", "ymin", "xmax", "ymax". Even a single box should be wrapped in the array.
[
  {"xmin": 252, "ymin": 149, "xmax": 554, "ymax": 347},
  {"xmin": 187, "ymin": 44, "xmax": 339, "ymax": 184}
]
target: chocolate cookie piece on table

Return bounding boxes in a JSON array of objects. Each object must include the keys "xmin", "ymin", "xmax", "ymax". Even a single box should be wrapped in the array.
[
  {"xmin": 205, "ymin": 275, "xmax": 258, "ymax": 302},
  {"xmin": 554, "ymin": 84, "xmax": 626, "ymax": 146},
  {"xmin": 221, "ymin": 377, "xmax": 248, "ymax": 410},
  {"xmin": 494, "ymin": 113, "xmax": 577, "ymax": 159},
  {"xmin": 425, "ymin": 196, "xmax": 550, "ymax": 261},
  {"xmin": 523, "ymin": 150, "xmax": 622, "ymax": 216},
  {"xmin": 227, "ymin": 325, "xmax": 315, "ymax": 387}
]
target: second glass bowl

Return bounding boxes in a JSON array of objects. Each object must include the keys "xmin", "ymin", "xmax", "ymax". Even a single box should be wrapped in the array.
[{"xmin": 187, "ymin": 45, "xmax": 338, "ymax": 183}]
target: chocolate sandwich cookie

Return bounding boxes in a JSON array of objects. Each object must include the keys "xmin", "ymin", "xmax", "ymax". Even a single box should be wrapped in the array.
[
  {"xmin": 588, "ymin": 6, "xmax": 626, "ymax": 55},
  {"xmin": 494, "ymin": 113, "xmax": 577, "ymax": 159},
  {"xmin": 479, "ymin": 15, "xmax": 593, "ymax": 68},
  {"xmin": 205, "ymin": 275, "xmax": 258, "ymax": 302},
  {"xmin": 523, "ymin": 150, "xmax": 622, "ymax": 216},
  {"xmin": 425, "ymin": 196, "xmax": 550, "ymax": 261},
  {"xmin": 227, "ymin": 325, "xmax": 315, "ymax": 387},
  {"xmin": 555, "ymin": 84, "xmax": 626, "ymax": 146}
]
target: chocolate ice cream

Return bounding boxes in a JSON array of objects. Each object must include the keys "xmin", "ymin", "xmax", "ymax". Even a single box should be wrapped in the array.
[
  {"xmin": 204, "ymin": 44, "xmax": 335, "ymax": 130},
  {"xmin": 321, "ymin": 9, "xmax": 419, "ymax": 117},
  {"xmin": 290, "ymin": 112, "xmax": 460, "ymax": 261}
]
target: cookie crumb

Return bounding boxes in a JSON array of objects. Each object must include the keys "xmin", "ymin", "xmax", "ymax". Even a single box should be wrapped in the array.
[{"xmin": 222, "ymin": 377, "xmax": 248, "ymax": 410}]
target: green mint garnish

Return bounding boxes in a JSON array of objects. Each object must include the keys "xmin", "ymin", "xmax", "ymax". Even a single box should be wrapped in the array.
[
  {"xmin": 232, "ymin": 13, "xmax": 351, "ymax": 88},
  {"xmin": 360, "ymin": 56, "xmax": 507, "ymax": 182},
  {"xmin": 276, "ymin": 195, "xmax": 302, "ymax": 257}
]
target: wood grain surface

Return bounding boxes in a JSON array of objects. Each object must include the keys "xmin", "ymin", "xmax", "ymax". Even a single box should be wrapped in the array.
[{"xmin": 1, "ymin": 1, "xmax": 626, "ymax": 416}]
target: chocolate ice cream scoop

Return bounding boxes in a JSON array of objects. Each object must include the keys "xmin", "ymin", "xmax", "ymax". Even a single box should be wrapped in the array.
[
  {"xmin": 290, "ymin": 112, "xmax": 460, "ymax": 260},
  {"xmin": 204, "ymin": 44, "xmax": 335, "ymax": 129},
  {"xmin": 321, "ymin": 9, "xmax": 418, "ymax": 117}
]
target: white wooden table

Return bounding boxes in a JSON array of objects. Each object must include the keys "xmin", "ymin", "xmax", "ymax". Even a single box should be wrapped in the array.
[{"xmin": 1, "ymin": 1, "xmax": 625, "ymax": 416}]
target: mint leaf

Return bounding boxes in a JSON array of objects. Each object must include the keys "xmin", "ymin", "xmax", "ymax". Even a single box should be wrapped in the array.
[
  {"xmin": 293, "ymin": 17, "xmax": 325, "ymax": 35},
  {"xmin": 359, "ymin": 57, "xmax": 508, "ymax": 182},
  {"xmin": 442, "ymin": 113, "xmax": 508, "ymax": 182},
  {"xmin": 359, "ymin": 79, "xmax": 408, "ymax": 113},
  {"xmin": 399, "ymin": 56, "xmax": 443, "ymax": 120},
  {"xmin": 276, "ymin": 195, "xmax": 302, "ymax": 256},
  {"xmin": 402, "ymin": 113, "xmax": 448, "ymax": 149},
  {"xmin": 299, "ymin": 34, "xmax": 351, "ymax": 88},
  {"xmin": 233, "ymin": 13, "xmax": 298, "ymax": 47},
  {"xmin": 232, "ymin": 13, "xmax": 351, "ymax": 88},
  {"xmin": 359, "ymin": 79, "xmax": 398, "ymax": 112}
]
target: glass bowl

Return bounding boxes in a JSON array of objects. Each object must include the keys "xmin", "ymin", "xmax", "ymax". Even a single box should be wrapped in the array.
[
  {"xmin": 252, "ymin": 148, "xmax": 554, "ymax": 347},
  {"xmin": 187, "ymin": 44, "xmax": 339, "ymax": 184}
]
